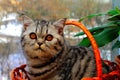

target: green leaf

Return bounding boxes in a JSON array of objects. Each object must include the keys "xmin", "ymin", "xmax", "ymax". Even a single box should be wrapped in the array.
[
  {"xmin": 79, "ymin": 13, "xmax": 104, "ymax": 21},
  {"xmin": 118, "ymin": 30, "xmax": 120, "ymax": 35},
  {"xmin": 79, "ymin": 8, "xmax": 120, "ymax": 21},
  {"xmin": 74, "ymin": 21, "xmax": 117, "ymax": 37},
  {"xmin": 78, "ymin": 28, "xmax": 119, "ymax": 47},
  {"xmin": 77, "ymin": 8, "xmax": 120, "ymax": 48},
  {"xmin": 95, "ymin": 28, "xmax": 119, "ymax": 47},
  {"xmin": 77, "ymin": 37, "xmax": 91, "ymax": 47},
  {"xmin": 74, "ymin": 27, "xmax": 104, "ymax": 37},
  {"xmin": 107, "ymin": 8, "xmax": 120, "ymax": 16},
  {"xmin": 112, "ymin": 40, "xmax": 120, "ymax": 50},
  {"xmin": 116, "ymin": 21, "xmax": 120, "ymax": 26},
  {"xmin": 108, "ymin": 14, "xmax": 120, "ymax": 21}
]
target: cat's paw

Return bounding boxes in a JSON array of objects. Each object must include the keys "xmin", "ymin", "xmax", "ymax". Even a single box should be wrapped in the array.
[{"xmin": 10, "ymin": 64, "xmax": 29, "ymax": 80}]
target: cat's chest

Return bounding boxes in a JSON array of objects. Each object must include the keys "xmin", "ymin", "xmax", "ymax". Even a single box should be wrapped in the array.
[{"xmin": 27, "ymin": 46, "xmax": 96, "ymax": 80}]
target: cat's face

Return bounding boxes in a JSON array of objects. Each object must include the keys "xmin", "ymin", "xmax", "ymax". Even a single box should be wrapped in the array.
[{"xmin": 21, "ymin": 15, "xmax": 66, "ymax": 62}]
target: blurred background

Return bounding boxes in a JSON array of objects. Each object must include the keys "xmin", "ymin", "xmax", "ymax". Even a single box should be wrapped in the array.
[{"xmin": 0, "ymin": 0, "xmax": 113, "ymax": 80}]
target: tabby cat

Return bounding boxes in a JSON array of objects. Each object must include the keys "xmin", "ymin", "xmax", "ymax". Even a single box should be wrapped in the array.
[{"xmin": 21, "ymin": 15, "xmax": 110, "ymax": 80}]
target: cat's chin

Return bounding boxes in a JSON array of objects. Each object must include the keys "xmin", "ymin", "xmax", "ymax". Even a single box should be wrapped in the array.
[
  {"xmin": 32, "ymin": 50, "xmax": 57, "ymax": 60},
  {"xmin": 26, "ymin": 50, "xmax": 59, "ymax": 67}
]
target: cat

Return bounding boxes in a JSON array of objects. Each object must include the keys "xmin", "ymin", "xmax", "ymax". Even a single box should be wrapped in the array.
[{"xmin": 20, "ymin": 15, "xmax": 110, "ymax": 80}]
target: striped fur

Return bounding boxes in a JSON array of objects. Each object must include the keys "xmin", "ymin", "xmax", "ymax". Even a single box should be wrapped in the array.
[{"xmin": 21, "ymin": 16, "xmax": 110, "ymax": 80}]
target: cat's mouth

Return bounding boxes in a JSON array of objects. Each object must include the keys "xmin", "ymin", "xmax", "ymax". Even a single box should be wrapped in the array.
[
  {"xmin": 34, "ymin": 43, "xmax": 47, "ymax": 52},
  {"xmin": 37, "ymin": 46, "xmax": 45, "ymax": 52},
  {"xmin": 34, "ymin": 45, "xmax": 46, "ymax": 52}
]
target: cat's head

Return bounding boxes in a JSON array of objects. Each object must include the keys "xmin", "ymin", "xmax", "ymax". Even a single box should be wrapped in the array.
[{"xmin": 21, "ymin": 15, "xmax": 66, "ymax": 62}]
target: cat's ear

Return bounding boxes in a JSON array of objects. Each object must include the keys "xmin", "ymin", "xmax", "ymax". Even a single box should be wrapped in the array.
[
  {"xmin": 21, "ymin": 15, "xmax": 34, "ymax": 30},
  {"xmin": 53, "ymin": 18, "xmax": 67, "ymax": 35}
]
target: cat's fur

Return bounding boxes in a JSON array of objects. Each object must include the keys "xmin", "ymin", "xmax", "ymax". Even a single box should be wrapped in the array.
[{"xmin": 21, "ymin": 15, "xmax": 110, "ymax": 80}]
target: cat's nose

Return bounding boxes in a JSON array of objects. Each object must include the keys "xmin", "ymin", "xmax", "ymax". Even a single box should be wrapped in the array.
[{"xmin": 37, "ymin": 42, "xmax": 43, "ymax": 46}]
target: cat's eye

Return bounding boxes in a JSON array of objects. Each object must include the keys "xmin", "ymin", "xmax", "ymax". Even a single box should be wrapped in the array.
[
  {"xmin": 29, "ymin": 32, "xmax": 37, "ymax": 39},
  {"xmin": 45, "ymin": 34, "xmax": 53, "ymax": 41}
]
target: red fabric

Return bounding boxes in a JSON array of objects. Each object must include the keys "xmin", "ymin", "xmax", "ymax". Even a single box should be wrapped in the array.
[
  {"xmin": 10, "ymin": 64, "xmax": 30, "ymax": 80},
  {"xmin": 104, "ymin": 60, "xmax": 119, "ymax": 71},
  {"xmin": 82, "ymin": 56, "xmax": 120, "ymax": 80},
  {"xmin": 82, "ymin": 70, "xmax": 120, "ymax": 80}
]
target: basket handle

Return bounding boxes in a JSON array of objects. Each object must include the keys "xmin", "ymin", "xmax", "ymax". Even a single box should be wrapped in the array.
[{"xmin": 65, "ymin": 20, "xmax": 102, "ymax": 79}]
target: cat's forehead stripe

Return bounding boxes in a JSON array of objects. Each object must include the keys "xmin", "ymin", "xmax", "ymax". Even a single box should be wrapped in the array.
[
  {"xmin": 35, "ymin": 20, "xmax": 40, "ymax": 32},
  {"xmin": 35, "ymin": 20, "xmax": 49, "ymax": 36}
]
